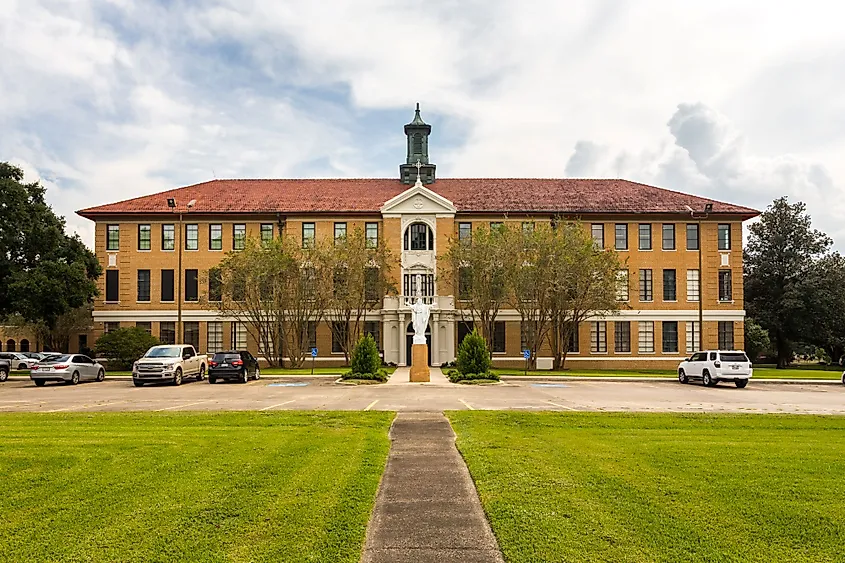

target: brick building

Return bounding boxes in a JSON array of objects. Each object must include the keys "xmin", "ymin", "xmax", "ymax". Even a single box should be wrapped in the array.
[{"xmin": 76, "ymin": 106, "xmax": 758, "ymax": 368}]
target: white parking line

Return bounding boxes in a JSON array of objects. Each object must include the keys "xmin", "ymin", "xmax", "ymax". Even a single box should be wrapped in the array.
[
  {"xmin": 364, "ymin": 400, "xmax": 379, "ymax": 411},
  {"xmin": 260, "ymin": 400, "xmax": 296, "ymax": 411},
  {"xmin": 155, "ymin": 401, "xmax": 208, "ymax": 412},
  {"xmin": 46, "ymin": 401, "xmax": 127, "ymax": 413},
  {"xmin": 459, "ymin": 399, "xmax": 475, "ymax": 410},
  {"xmin": 546, "ymin": 400, "xmax": 576, "ymax": 411}
]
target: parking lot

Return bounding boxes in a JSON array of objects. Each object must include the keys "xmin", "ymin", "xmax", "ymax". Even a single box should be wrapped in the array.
[{"xmin": 1, "ymin": 375, "xmax": 843, "ymax": 414}]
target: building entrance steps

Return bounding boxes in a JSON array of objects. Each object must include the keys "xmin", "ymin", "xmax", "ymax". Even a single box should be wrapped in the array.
[
  {"xmin": 360, "ymin": 412, "xmax": 504, "ymax": 563},
  {"xmin": 387, "ymin": 367, "xmax": 451, "ymax": 385}
]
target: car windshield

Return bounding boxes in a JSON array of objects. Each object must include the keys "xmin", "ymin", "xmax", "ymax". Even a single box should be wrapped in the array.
[
  {"xmin": 213, "ymin": 353, "xmax": 241, "ymax": 361},
  {"xmin": 41, "ymin": 355, "xmax": 71, "ymax": 363},
  {"xmin": 144, "ymin": 346, "xmax": 182, "ymax": 358},
  {"xmin": 720, "ymin": 353, "xmax": 749, "ymax": 362}
]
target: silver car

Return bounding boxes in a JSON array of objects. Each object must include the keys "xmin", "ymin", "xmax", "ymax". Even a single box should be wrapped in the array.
[
  {"xmin": 30, "ymin": 354, "xmax": 106, "ymax": 386},
  {"xmin": 0, "ymin": 352, "xmax": 39, "ymax": 371}
]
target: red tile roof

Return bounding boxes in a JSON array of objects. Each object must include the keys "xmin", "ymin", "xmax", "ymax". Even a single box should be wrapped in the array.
[{"xmin": 76, "ymin": 178, "xmax": 759, "ymax": 218}]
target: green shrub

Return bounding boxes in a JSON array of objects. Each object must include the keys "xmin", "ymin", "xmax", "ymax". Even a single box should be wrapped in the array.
[
  {"xmin": 350, "ymin": 333, "xmax": 381, "ymax": 375},
  {"xmin": 456, "ymin": 329, "xmax": 492, "ymax": 376},
  {"xmin": 342, "ymin": 370, "xmax": 389, "ymax": 382},
  {"xmin": 447, "ymin": 371, "xmax": 499, "ymax": 383},
  {"xmin": 95, "ymin": 327, "xmax": 160, "ymax": 370}
]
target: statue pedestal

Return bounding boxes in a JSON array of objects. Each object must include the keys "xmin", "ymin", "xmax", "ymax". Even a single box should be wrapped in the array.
[{"xmin": 409, "ymin": 344, "xmax": 430, "ymax": 382}]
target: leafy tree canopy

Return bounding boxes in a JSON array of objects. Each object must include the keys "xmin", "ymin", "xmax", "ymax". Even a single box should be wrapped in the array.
[{"xmin": 95, "ymin": 327, "xmax": 160, "ymax": 370}]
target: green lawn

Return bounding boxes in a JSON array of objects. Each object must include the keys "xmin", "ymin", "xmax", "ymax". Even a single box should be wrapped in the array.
[
  {"xmin": 449, "ymin": 412, "xmax": 845, "ymax": 563},
  {"xmin": 0, "ymin": 412, "xmax": 393, "ymax": 562},
  {"xmin": 493, "ymin": 367, "xmax": 843, "ymax": 380}
]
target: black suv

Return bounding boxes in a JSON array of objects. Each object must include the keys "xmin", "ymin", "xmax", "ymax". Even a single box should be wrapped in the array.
[{"xmin": 208, "ymin": 351, "xmax": 260, "ymax": 384}]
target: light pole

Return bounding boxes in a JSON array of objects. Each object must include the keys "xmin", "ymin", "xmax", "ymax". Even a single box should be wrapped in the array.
[
  {"xmin": 168, "ymin": 198, "xmax": 195, "ymax": 345},
  {"xmin": 687, "ymin": 203, "xmax": 713, "ymax": 351}
]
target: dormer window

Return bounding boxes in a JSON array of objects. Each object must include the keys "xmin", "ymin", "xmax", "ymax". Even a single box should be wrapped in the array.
[{"xmin": 404, "ymin": 222, "xmax": 434, "ymax": 251}]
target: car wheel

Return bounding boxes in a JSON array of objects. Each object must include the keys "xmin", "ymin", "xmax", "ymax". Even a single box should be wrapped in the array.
[
  {"xmin": 208, "ymin": 376, "xmax": 216, "ymax": 384},
  {"xmin": 702, "ymin": 370, "xmax": 715, "ymax": 387},
  {"xmin": 34, "ymin": 379, "xmax": 46, "ymax": 387},
  {"xmin": 173, "ymin": 368, "xmax": 183, "ymax": 386},
  {"xmin": 18, "ymin": 363, "xmax": 27, "ymax": 370},
  {"xmin": 678, "ymin": 369, "xmax": 688, "ymax": 384},
  {"xmin": 96, "ymin": 369, "xmax": 105, "ymax": 382},
  {"xmin": 133, "ymin": 379, "xmax": 144, "ymax": 387},
  {"xmin": 197, "ymin": 365, "xmax": 206, "ymax": 382},
  {"xmin": 735, "ymin": 379, "xmax": 748, "ymax": 388},
  {"xmin": 0, "ymin": 369, "xmax": 8, "ymax": 383},
  {"xmin": 842, "ymin": 372, "xmax": 845, "ymax": 385},
  {"xmin": 241, "ymin": 369, "xmax": 249, "ymax": 384},
  {"xmin": 254, "ymin": 367, "xmax": 260, "ymax": 380},
  {"xmin": 70, "ymin": 371, "xmax": 80, "ymax": 385}
]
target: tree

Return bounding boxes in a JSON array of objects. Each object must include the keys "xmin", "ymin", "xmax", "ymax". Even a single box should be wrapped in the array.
[
  {"xmin": 0, "ymin": 163, "xmax": 101, "ymax": 332},
  {"xmin": 744, "ymin": 197, "xmax": 831, "ymax": 368},
  {"xmin": 326, "ymin": 227, "xmax": 395, "ymax": 364},
  {"xmin": 6, "ymin": 305, "xmax": 93, "ymax": 352},
  {"xmin": 455, "ymin": 328, "xmax": 492, "ymax": 376},
  {"xmin": 443, "ymin": 225, "xmax": 509, "ymax": 354},
  {"xmin": 802, "ymin": 253, "xmax": 845, "ymax": 364},
  {"xmin": 95, "ymin": 327, "xmax": 160, "ymax": 370},
  {"xmin": 548, "ymin": 220, "xmax": 622, "ymax": 369},
  {"xmin": 349, "ymin": 334, "xmax": 382, "ymax": 376},
  {"xmin": 212, "ymin": 237, "xmax": 333, "ymax": 368},
  {"xmin": 743, "ymin": 318, "xmax": 772, "ymax": 363}
]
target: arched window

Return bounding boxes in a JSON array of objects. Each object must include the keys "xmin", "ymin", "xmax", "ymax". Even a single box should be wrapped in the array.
[
  {"xmin": 6, "ymin": 339, "xmax": 15, "ymax": 352},
  {"xmin": 20, "ymin": 339, "xmax": 30, "ymax": 352},
  {"xmin": 404, "ymin": 223, "xmax": 434, "ymax": 251}
]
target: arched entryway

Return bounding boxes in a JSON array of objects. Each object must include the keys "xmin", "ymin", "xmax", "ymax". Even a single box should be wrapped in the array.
[
  {"xmin": 406, "ymin": 322, "xmax": 431, "ymax": 366},
  {"xmin": 20, "ymin": 339, "xmax": 30, "ymax": 353},
  {"xmin": 5, "ymin": 339, "xmax": 15, "ymax": 352}
]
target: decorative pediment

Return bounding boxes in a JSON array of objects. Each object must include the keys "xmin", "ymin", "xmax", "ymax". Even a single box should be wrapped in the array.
[{"xmin": 380, "ymin": 179, "xmax": 456, "ymax": 218}]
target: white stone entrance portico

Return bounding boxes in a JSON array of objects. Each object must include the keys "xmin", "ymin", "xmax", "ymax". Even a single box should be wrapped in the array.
[{"xmin": 379, "ymin": 172, "xmax": 457, "ymax": 367}]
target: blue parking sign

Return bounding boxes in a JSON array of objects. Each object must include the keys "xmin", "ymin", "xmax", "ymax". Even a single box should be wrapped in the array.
[
  {"xmin": 522, "ymin": 349, "xmax": 531, "ymax": 360},
  {"xmin": 311, "ymin": 347, "xmax": 318, "ymax": 357}
]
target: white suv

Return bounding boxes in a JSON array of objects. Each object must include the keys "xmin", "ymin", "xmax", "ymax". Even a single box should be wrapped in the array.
[{"xmin": 678, "ymin": 350, "xmax": 753, "ymax": 388}]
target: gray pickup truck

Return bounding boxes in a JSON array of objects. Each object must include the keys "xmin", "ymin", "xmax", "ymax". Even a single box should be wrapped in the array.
[{"xmin": 0, "ymin": 358, "xmax": 9, "ymax": 382}]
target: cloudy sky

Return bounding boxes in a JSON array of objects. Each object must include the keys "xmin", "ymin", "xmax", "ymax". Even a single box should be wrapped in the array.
[{"xmin": 2, "ymin": 0, "xmax": 843, "ymax": 248}]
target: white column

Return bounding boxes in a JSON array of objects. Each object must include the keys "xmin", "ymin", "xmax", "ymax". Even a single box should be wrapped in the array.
[
  {"xmin": 398, "ymin": 312, "xmax": 407, "ymax": 366},
  {"xmin": 430, "ymin": 311, "xmax": 439, "ymax": 366}
]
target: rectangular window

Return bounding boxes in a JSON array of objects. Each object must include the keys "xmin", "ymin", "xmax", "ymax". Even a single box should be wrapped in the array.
[
  {"xmin": 135, "ymin": 322, "xmax": 151, "ymax": 334},
  {"xmin": 458, "ymin": 321, "xmax": 473, "ymax": 346},
  {"xmin": 207, "ymin": 322, "xmax": 223, "ymax": 354},
  {"xmin": 365, "ymin": 222, "xmax": 379, "ymax": 248},
  {"xmin": 304, "ymin": 322, "xmax": 317, "ymax": 351},
  {"xmin": 458, "ymin": 267, "xmax": 472, "ymax": 300},
  {"xmin": 364, "ymin": 267, "xmax": 380, "ymax": 301},
  {"xmin": 662, "ymin": 321, "xmax": 679, "ymax": 353},
  {"xmin": 686, "ymin": 321, "xmax": 701, "ymax": 354},
  {"xmin": 639, "ymin": 269, "xmax": 653, "ymax": 302},
  {"xmin": 334, "ymin": 222, "xmax": 347, "ymax": 243},
  {"xmin": 718, "ymin": 321, "xmax": 735, "ymax": 349},
  {"xmin": 614, "ymin": 321, "xmax": 631, "ymax": 353},
  {"xmin": 662, "ymin": 224, "xmax": 675, "ymax": 250},
  {"xmin": 185, "ymin": 269, "xmax": 198, "ymax": 302},
  {"xmin": 522, "ymin": 221, "xmax": 535, "ymax": 234},
  {"xmin": 185, "ymin": 224, "xmax": 198, "ymax": 250},
  {"xmin": 591, "ymin": 224, "xmax": 604, "ymax": 248},
  {"xmin": 638, "ymin": 321, "xmax": 654, "ymax": 353},
  {"xmin": 183, "ymin": 322, "xmax": 200, "ymax": 350},
  {"xmin": 332, "ymin": 321, "xmax": 347, "ymax": 354},
  {"xmin": 458, "ymin": 222, "xmax": 472, "ymax": 243},
  {"xmin": 638, "ymin": 224, "xmax": 652, "ymax": 250},
  {"xmin": 520, "ymin": 322, "xmax": 535, "ymax": 352},
  {"xmin": 492, "ymin": 321, "xmax": 506, "ymax": 353},
  {"xmin": 162, "ymin": 224, "xmax": 175, "ymax": 251},
  {"xmin": 686, "ymin": 224, "xmax": 699, "ymax": 250},
  {"xmin": 233, "ymin": 224, "xmax": 246, "ymax": 250},
  {"xmin": 231, "ymin": 322, "xmax": 247, "ymax": 350},
  {"xmin": 208, "ymin": 268, "xmax": 222, "ymax": 302},
  {"xmin": 159, "ymin": 322, "xmax": 176, "ymax": 345},
  {"xmin": 718, "ymin": 224, "xmax": 731, "ymax": 250},
  {"xmin": 105, "ymin": 270, "xmax": 119, "ymax": 302},
  {"xmin": 489, "ymin": 221, "xmax": 503, "ymax": 232},
  {"xmin": 590, "ymin": 321, "xmax": 607, "ymax": 353},
  {"xmin": 260, "ymin": 224, "xmax": 274, "ymax": 245},
  {"xmin": 138, "ymin": 225, "xmax": 151, "ymax": 251},
  {"xmin": 616, "ymin": 270, "xmax": 629, "ymax": 301},
  {"xmin": 104, "ymin": 322, "xmax": 120, "ymax": 334},
  {"xmin": 663, "ymin": 269, "xmax": 677, "ymax": 301},
  {"xmin": 161, "ymin": 269, "xmax": 174, "ymax": 302},
  {"xmin": 615, "ymin": 224, "xmax": 628, "ymax": 250},
  {"xmin": 302, "ymin": 222, "xmax": 315, "ymax": 248},
  {"xmin": 404, "ymin": 273, "xmax": 434, "ymax": 297},
  {"xmin": 719, "ymin": 270, "xmax": 733, "ymax": 301},
  {"xmin": 568, "ymin": 322, "xmax": 580, "ymax": 353},
  {"xmin": 687, "ymin": 269, "xmax": 700, "ymax": 301},
  {"xmin": 209, "ymin": 224, "xmax": 223, "ymax": 250},
  {"xmin": 106, "ymin": 225, "xmax": 120, "ymax": 251},
  {"xmin": 137, "ymin": 270, "xmax": 151, "ymax": 302},
  {"xmin": 364, "ymin": 321, "xmax": 381, "ymax": 349}
]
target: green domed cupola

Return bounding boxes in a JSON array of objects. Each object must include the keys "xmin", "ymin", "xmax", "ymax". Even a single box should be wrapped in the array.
[{"xmin": 400, "ymin": 103, "xmax": 436, "ymax": 185}]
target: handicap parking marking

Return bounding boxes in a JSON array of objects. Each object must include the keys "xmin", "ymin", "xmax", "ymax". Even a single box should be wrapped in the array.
[{"xmin": 267, "ymin": 382, "xmax": 309, "ymax": 387}]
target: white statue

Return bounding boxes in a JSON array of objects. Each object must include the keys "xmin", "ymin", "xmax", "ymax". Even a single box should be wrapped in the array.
[{"xmin": 410, "ymin": 274, "xmax": 432, "ymax": 345}]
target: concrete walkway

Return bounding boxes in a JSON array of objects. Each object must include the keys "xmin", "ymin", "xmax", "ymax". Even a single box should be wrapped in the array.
[
  {"xmin": 361, "ymin": 412, "xmax": 504, "ymax": 563},
  {"xmin": 386, "ymin": 366, "xmax": 452, "ymax": 386}
]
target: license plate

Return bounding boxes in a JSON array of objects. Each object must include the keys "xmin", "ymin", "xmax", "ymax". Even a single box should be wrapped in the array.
[
  {"xmin": 732, "ymin": 365, "xmax": 739, "ymax": 370},
  {"xmin": 221, "ymin": 363, "xmax": 228, "ymax": 367}
]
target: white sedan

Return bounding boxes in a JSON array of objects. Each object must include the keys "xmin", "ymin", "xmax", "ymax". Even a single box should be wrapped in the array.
[{"xmin": 30, "ymin": 354, "xmax": 106, "ymax": 386}]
